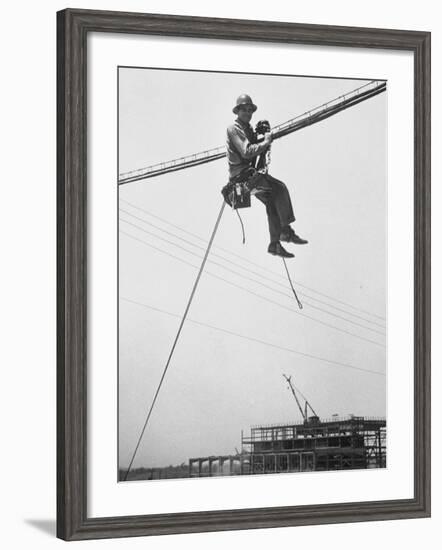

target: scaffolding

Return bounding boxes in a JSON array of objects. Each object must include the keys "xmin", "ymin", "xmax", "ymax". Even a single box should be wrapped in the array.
[
  {"xmin": 242, "ymin": 415, "xmax": 386, "ymax": 474},
  {"xmin": 188, "ymin": 415, "xmax": 386, "ymax": 477}
]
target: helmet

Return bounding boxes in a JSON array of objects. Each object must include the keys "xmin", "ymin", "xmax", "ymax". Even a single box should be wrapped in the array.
[{"xmin": 232, "ymin": 94, "xmax": 258, "ymax": 114}]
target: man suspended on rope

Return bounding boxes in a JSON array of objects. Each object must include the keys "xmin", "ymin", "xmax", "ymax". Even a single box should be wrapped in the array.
[{"xmin": 225, "ymin": 94, "xmax": 308, "ymax": 258}]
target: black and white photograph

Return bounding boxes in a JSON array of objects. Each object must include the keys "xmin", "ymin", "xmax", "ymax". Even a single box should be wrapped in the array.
[
  {"xmin": 118, "ymin": 67, "xmax": 387, "ymax": 482},
  {"xmin": 0, "ymin": 0, "xmax": 436, "ymax": 545}
]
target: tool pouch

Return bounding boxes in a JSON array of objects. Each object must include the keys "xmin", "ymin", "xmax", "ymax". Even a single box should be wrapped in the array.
[
  {"xmin": 221, "ymin": 167, "xmax": 257, "ymax": 209},
  {"xmin": 221, "ymin": 181, "xmax": 251, "ymax": 209}
]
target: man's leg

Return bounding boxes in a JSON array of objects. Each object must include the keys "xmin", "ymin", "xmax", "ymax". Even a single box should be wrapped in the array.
[
  {"xmin": 263, "ymin": 174, "xmax": 295, "ymax": 227},
  {"xmin": 254, "ymin": 190, "xmax": 280, "ymax": 241},
  {"xmin": 264, "ymin": 174, "xmax": 308, "ymax": 245},
  {"xmin": 255, "ymin": 190, "xmax": 294, "ymax": 258}
]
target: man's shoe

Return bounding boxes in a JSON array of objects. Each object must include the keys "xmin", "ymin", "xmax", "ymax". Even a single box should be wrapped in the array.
[
  {"xmin": 280, "ymin": 229, "xmax": 308, "ymax": 245},
  {"xmin": 268, "ymin": 242, "xmax": 295, "ymax": 258}
]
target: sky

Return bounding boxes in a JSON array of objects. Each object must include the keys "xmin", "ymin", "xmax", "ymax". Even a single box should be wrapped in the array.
[{"xmin": 118, "ymin": 66, "xmax": 387, "ymax": 472}]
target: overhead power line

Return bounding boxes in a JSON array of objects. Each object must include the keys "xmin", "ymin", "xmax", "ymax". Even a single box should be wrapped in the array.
[
  {"xmin": 119, "ymin": 212, "xmax": 385, "ymax": 337},
  {"xmin": 120, "ymin": 228, "xmax": 385, "ymax": 348},
  {"xmin": 119, "ymin": 198, "xmax": 386, "ymax": 323},
  {"xmin": 120, "ymin": 206, "xmax": 385, "ymax": 330},
  {"xmin": 120, "ymin": 296, "xmax": 385, "ymax": 377}
]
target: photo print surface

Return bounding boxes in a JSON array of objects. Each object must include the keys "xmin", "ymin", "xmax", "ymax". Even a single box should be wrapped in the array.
[{"xmin": 118, "ymin": 66, "xmax": 387, "ymax": 482}]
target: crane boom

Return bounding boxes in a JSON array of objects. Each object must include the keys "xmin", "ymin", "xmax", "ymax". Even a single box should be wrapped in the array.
[
  {"xmin": 283, "ymin": 374, "xmax": 319, "ymax": 423},
  {"xmin": 118, "ymin": 80, "xmax": 386, "ymax": 185},
  {"xmin": 283, "ymin": 374, "xmax": 306, "ymax": 422}
]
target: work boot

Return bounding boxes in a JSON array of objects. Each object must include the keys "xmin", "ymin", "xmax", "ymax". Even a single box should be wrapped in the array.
[
  {"xmin": 280, "ymin": 228, "xmax": 308, "ymax": 245},
  {"xmin": 268, "ymin": 242, "xmax": 294, "ymax": 258}
]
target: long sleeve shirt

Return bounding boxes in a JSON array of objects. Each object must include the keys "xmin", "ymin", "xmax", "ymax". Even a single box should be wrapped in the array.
[{"xmin": 226, "ymin": 118, "xmax": 269, "ymax": 179}]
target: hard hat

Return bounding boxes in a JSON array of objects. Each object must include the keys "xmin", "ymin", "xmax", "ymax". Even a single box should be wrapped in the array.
[{"xmin": 232, "ymin": 94, "xmax": 258, "ymax": 114}]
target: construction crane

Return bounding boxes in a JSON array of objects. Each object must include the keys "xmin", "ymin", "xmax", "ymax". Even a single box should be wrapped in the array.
[{"xmin": 283, "ymin": 374, "xmax": 319, "ymax": 425}]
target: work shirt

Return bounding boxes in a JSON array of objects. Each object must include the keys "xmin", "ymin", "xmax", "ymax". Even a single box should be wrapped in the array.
[{"xmin": 226, "ymin": 118, "xmax": 269, "ymax": 179}]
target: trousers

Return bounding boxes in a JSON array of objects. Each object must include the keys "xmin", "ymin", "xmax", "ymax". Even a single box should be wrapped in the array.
[{"xmin": 252, "ymin": 173, "xmax": 296, "ymax": 243}]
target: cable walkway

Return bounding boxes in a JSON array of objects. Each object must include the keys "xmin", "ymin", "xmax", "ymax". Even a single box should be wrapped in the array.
[{"xmin": 118, "ymin": 80, "xmax": 386, "ymax": 185}]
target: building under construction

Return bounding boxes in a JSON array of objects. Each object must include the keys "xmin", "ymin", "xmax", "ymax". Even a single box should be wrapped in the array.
[
  {"xmin": 189, "ymin": 376, "xmax": 386, "ymax": 477},
  {"xmin": 189, "ymin": 414, "xmax": 386, "ymax": 477}
]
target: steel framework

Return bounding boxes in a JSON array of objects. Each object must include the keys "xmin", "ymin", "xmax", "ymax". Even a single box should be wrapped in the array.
[{"xmin": 188, "ymin": 415, "xmax": 386, "ymax": 477}]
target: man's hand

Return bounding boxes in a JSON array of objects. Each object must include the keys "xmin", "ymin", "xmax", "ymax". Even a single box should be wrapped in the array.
[{"xmin": 264, "ymin": 131, "xmax": 273, "ymax": 145}]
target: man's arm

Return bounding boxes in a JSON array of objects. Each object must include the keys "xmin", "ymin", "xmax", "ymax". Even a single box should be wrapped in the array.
[{"xmin": 228, "ymin": 125, "xmax": 271, "ymax": 160}]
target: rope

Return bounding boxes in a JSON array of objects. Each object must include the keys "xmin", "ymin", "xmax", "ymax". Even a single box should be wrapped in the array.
[
  {"xmin": 282, "ymin": 257, "xmax": 303, "ymax": 309},
  {"xmin": 123, "ymin": 200, "xmax": 226, "ymax": 481},
  {"xmin": 235, "ymin": 209, "xmax": 246, "ymax": 244}
]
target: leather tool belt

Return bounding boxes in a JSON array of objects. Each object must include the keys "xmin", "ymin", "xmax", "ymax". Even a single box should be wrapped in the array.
[{"xmin": 221, "ymin": 167, "xmax": 260, "ymax": 210}]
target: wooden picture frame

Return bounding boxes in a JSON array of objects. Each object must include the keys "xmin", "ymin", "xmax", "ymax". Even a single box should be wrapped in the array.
[{"xmin": 57, "ymin": 8, "xmax": 431, "ymax": 541}]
